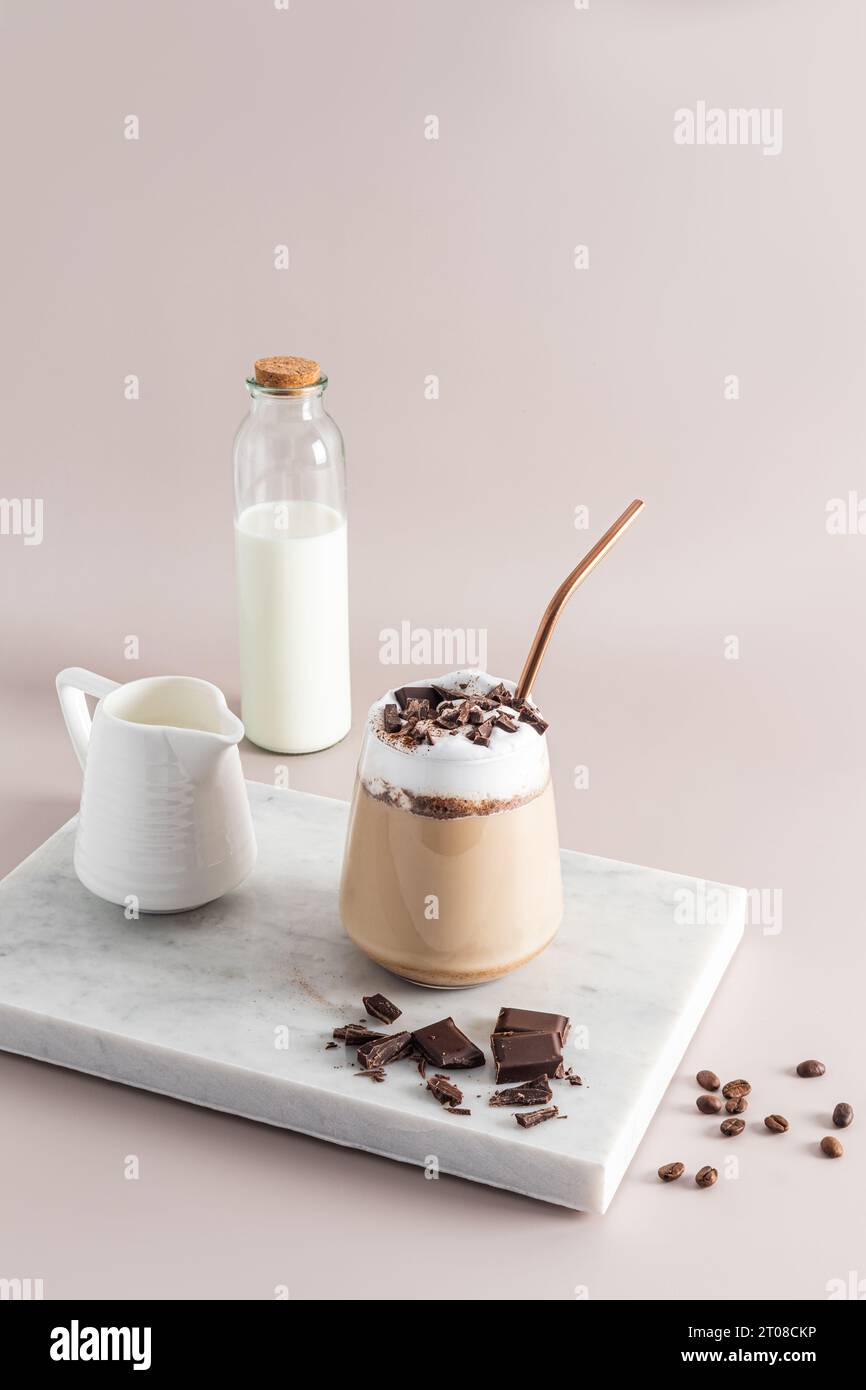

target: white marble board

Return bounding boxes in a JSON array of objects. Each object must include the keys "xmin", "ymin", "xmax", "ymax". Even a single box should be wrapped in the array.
[{"xmin": 0, "ymin": 782, "xmax": 745, "ymax": 1213}]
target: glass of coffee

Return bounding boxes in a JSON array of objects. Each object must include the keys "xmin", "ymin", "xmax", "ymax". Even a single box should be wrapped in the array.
[{"xmin": 339, "ymin": 671, "xmax": 563, "ymax": 986}]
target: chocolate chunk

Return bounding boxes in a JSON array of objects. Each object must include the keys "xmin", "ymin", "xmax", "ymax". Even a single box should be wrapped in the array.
[
  {"xmin": 383, "ymin": 703, "xmax": 404, "ymax": 733},
  {"xmin": 356, "ymin": 1030, "xmax": 413, "ymax": 1069},
  {"xmin": 404, "ymin": 698, "xmax": 431, "ymax": 721},
  {"xmin": 491, "ymin": 1030, "xmax": 563, "ymax": 1083},
  {"xmin": 426, "ymin": 1074, "xmax": 464, "ymax": 1108},
  {"xmin": 494, "ymin": 1007, "xmax": 571, "ymax": 1045},
  {"xmin": 363, "ymin": 992, "xmax": 402, "ymax": 1025},
  {"xmin": 516, "ymin": 702, "xmax": 549, "ymax": 735},
  {"xmin": 412, "ymin": 1017, "xmax": 485, "ymax": 1069},
  {"xmin": 455, "ymin": 700, "xmax": 471, "ymax": 725},
  {"xmin": 411, "ymin": 719, "xmax": 434, "ymax": 744},
  {"xmin": 495, "ymin": 712, "xmax": 519, "ymax": 732},
  {"xmin": 470, "ymin": 720, "xmax": 494, "ymax": 747},
  {"xmin": 333, "ymin": 1024, "xmax": 385, "ymax": 1047},
  {"xmin": 486, "ymin": 682, "xmax": 512, "ymax": 704},
  {"xmin": 393, "ymin": 685, "xmax": 441, "ymax": 711},
  {"xmin": 515, "ymin": 1105, "xmax": 560, "ymax": 1129},
  {"xmin": 467, "ymin": 704, "xmax": 485, "ymax": 724},
  {"xmin": 409, "ymin": 1049, "xmax": 427, "ymax": 1078},
  {"xmin": 563, "ymin": 1068, "xmax": 583, "ymax": 1086},
  {"xmin": 489, "ymin": 1075, "xmax": 553, "ymax": 1108}
]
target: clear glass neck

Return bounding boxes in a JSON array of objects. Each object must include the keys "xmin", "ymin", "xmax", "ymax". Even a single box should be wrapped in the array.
[{"xmin": 245, "ymin": 376, "xmax": 328, "ymax": 419}]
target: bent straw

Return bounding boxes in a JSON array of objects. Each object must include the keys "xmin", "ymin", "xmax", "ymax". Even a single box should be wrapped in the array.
[{"xmin": 514, "ymin": 499, "xmax": 645, "ymax": 702}]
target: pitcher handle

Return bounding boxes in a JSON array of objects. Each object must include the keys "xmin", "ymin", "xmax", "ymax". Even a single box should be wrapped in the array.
[{"xmin": 56, "ymin": 668, "xmax": 120, "ymax": 769}]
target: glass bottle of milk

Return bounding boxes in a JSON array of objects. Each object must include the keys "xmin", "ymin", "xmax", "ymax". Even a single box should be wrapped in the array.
[{"xmin": 233, "ymin": 356, "xmax": 351, "ymax": 754}]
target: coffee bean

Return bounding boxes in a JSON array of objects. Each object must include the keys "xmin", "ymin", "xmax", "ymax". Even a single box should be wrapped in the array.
[
  {"xmin": 820, "ymin": 1136, "xmax": 843, "ymax": 1158},
  {"xmin": 695, "ymin": 1166, "xmax": 718, "ymax": 1188},
  {"xmin": 697, "ymin": 1093, "xmax": 723, "ymax": 1114},
  {"xmin": 832, "ymin": 1102, "xmax": 853, "ymax": 1129},
  {"xmin": 725, "ymin": 1096, "xmax": 748, "ymax": 1114},
  {"xmin": 796, "ymin": 1059, "xmax": 825, "ymax": 1078},
  {"xmin": 764, "ymin": 1114, "xmax": 789, "ymax": 1133},
  {"xmin": 658, "ymin": 1161, "xmax": 685, "ymax": 1182},
  {"xmin": 720, "ymin": 1117, "xmax": 745, "ymax": 1136},
  {"xmin": 722, "ymin": 1079, "xmax": 751, "ymax": 1100},
  {"xmin": 696, "ymin": 1070, "xmax": 720, "ymax": 1091}
]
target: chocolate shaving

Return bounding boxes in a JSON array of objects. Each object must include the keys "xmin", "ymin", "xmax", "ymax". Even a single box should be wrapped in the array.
[
  {"xmin": 325, "ymin": 1040, "xmax": 339, "ymax": 1050},
  {"xmin": 354, "ymin": 1067, "xmax": 386, "ymax": 1082},
  {"xmin": 564, "ymin": 1067, "xmax": 583, "ymax": 1086},
  {"xmin": 333, "ymin": 1024, "xmax": 385, "ymax": 1046},
  {"xmin": 363, "ymin": 992, "xmax": 402, "ymax": 1025},
  {"xmin": 426, "ymin": 1074, "xmax": 464, "ymax": 1109},
  {"xmin": 356, "ymin": 1030, "xmax": 413, "ymax": 1070},
  {"xmin": 489, "ymin": 1075, "xmax": 553, "ymax": 1108},
  {"xmin": 445, "ymin": 1108, "xmax": 471, "ymax": 1116},
  {"xmin": 515, "ymin": 1105, "xmax": 561, "ymax": 1129}
]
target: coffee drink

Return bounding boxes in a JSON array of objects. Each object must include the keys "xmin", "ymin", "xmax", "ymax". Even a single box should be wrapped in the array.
[{"xmin": 339, "ymin": 671, "xmax": 563, "ymax": 986}]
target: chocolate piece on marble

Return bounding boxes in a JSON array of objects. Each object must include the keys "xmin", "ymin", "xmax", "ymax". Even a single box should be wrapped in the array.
[
  {"xmin": 494, "ymin": 1007, "xmax": 571, "ymax": 1045},
  {"xmin": 426, "ymin": 1074, "xmax": 464, "ymax": 1109},
  {"xmin": 489, "ymin": 1075, "xmax": 553, "ymax": 1108},
  {"xmin": 356, "ymin": 1030, "xmax": 413, "ymax": 1070},
  {"xmin": 515, "ymin": 1105, "xmax": 561, "ymax": 1129},
  {"xmin": 412, "ymin": 1017, "xmax": 485, "ymax": 1069},
  {"xmin": 491, "ymin": 1030, "xmax": 564, "ymax": 1083},
  {"xmin": 362, "ymin": 992, "xmax": 402, "ymax": 1025},
  {"xmin": 333, "ymin": 1024, "xmax": 385, "ymax": 1047}
]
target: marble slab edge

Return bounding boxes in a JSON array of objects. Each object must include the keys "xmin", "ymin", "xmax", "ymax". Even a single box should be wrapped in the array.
[{"xmin": 0, "ymin": 1000, "xmax": 609, "ymax": 1212}]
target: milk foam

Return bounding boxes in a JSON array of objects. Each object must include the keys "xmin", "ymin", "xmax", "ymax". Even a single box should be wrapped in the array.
[{"xmin": 359, "ymin": 670, "xmax": 550, "ymax": 808}]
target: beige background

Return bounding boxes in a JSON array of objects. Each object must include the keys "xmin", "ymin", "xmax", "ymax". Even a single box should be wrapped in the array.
[{"xmin": 1, "ymin": 0, "xmax": 864, "ymax": 1299}]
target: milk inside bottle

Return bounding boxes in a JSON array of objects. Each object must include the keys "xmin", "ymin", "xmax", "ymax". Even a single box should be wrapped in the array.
[{"xmin": 233, "ymin": 357, "xmax": 351, "ymax": 754}]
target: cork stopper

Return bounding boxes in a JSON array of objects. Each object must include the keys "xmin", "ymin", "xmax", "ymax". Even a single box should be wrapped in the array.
[{"xmin": 254, "ymin": 355, "xmax": 321, "ymax": 389}]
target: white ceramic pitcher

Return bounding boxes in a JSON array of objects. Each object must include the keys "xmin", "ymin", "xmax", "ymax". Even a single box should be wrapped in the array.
[{"xmin": 56, "ymin": 668, "xmax": 257, "ymax": 912}]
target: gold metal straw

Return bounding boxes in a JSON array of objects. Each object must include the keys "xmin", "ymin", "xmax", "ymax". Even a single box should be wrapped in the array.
[{"xmin": 514, "ymin": 498, "xmax": 645, "ymax": 701}]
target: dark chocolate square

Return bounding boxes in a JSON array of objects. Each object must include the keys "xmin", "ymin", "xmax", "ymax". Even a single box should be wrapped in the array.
[{"xmin": 411, "ymin": 1017, "xmax": 485, "ymax": 1069}]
